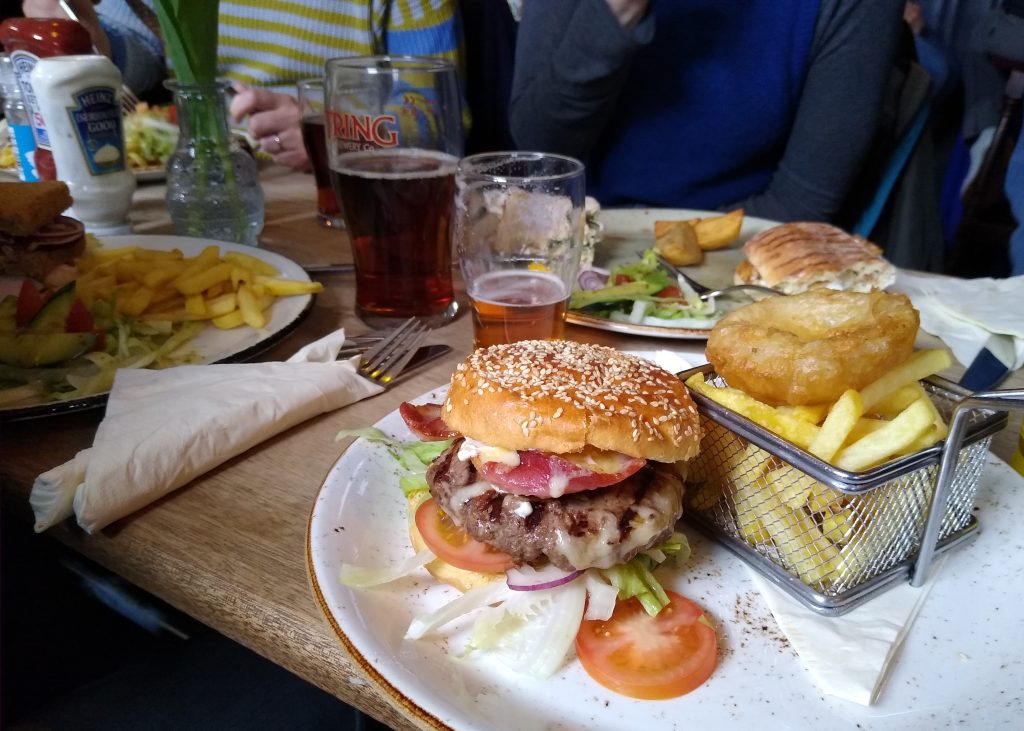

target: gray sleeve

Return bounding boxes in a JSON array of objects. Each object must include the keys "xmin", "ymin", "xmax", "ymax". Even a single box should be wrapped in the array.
[
  {"xmin": 97, "ymin": 0, "xmax": 166, "ymax": 96},
  {"xmin": 734, "ymin": 0, "xmax": 905, "ymax": 222},
  {"xmin": 509, "ymin": 0, "xmax": 654, "ymax": 160}
]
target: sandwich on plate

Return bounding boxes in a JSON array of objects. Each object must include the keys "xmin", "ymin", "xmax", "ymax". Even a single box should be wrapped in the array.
[
  {"xmin": 733, "ymin": 221, "xmax": 896, "ymax": 295},
  {"xmin": 0, "ymin": 180, "xmax": 85, "ymax": 288},
  {"xmin": 339, "ymin": 340, "xmax": 718, "ymax": 699}
]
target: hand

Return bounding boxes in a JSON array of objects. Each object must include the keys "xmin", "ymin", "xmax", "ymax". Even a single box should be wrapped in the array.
[
  {"xmin": 229, "ymin": 84, "xmax": 310, "ymax": 171},
  {"xmin": 903, "ymin": 2, "xmax": 926, "ymax": 35},
  {"xmin": 605, "ymin": 0, "xmax": 649, "ymax": 28},
  {"xmin": 22, "ymin": 0, "xmax": 112, "ymax": 58}
]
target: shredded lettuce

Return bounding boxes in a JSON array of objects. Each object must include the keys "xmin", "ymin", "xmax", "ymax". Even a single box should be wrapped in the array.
[
  {"xmin": 340, "ymin": 549, "xmax": 436, "ymax": 588},
  {"xmin": 336, "ymin": 428, "xmax": 453, "ymax": 496}
]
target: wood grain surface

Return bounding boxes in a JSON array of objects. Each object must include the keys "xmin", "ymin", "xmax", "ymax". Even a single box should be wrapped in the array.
[{"xmin": 1, "ymin": 168, "xmax": 1021, "ymax": 731}]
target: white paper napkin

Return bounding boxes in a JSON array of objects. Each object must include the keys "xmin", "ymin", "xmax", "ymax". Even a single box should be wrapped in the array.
[
  {"xmin": 30, "ymin": 329, "xmax": 383, "ymax": 534},
  {"xmin": 748, "ymin": 556, "xmax": 946, "ymax": 706},
  {"xmin": 894, "ymin": 272, "xmax": 1024, "ymax": 370}
]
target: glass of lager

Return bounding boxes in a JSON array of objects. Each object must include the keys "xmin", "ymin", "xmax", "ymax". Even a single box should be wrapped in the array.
[
  {"xmin": 325, "ymin": 56, "xmax": 462, "ymax": 327},
  {"xmin": 453, "ymin": 152, "xmax": 586, "ymax": 348}
]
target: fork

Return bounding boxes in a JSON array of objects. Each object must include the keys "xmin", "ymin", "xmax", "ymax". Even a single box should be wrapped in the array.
[
  {"xmin": 653, "ymin": 253, "xmax": 781, "ymax": 301},
  {"xmin": 58, "ymin": 0, "xmax": 140, "ymax": 115},
  {"xmin": 358, "ymin": 318, "xmax": 431, "ymax": 385}
]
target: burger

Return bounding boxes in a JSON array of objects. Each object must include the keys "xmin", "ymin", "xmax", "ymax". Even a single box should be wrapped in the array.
[
  {"xmin": 733, "ymin": 221, "xmax": 896, "ymax": 295},
  {"xmin": 403, "ymin": 340, "xmax": 703, "ymax": 591},
  {"xmin": 0, "ymin": 180, "xmax": 86, "ymax": 284}
]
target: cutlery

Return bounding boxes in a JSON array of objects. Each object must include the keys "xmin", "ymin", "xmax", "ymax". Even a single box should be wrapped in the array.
[
  {"xmin": 653, "ymin": 253, "xmax": 780, "ymax": 300},
  {"xmin": 303, "ymin": 264, "xmax": 355, "ymax": 276},
  {"xmin": 358, "ymin": 318, "xmax": 431, "ymax": 385}
]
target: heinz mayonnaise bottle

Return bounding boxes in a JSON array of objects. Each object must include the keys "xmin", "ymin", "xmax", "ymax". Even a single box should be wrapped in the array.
[{"xmin": 29, "ymin": 55, "xmax": 136, "ymax": 233}]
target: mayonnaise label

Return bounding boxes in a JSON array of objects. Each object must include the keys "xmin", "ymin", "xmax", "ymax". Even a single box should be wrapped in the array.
[{"xmin": 67, "ymin": 85, "xmax": 126, "ymax": 175}]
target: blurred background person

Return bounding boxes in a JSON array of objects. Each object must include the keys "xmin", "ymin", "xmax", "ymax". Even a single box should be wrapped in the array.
[
  {"xmin": 21, "ymin": 0, "xmax": 463, "ymax": 169},
  {"xmin": 510, "ymin": 0, "xmax": 904, "ymax": 225}
]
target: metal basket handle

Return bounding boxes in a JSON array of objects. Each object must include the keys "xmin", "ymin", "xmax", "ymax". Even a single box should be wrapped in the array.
[{"xmin": 911, "ymin": 387, "xmax": 1024, "ymax": 587}]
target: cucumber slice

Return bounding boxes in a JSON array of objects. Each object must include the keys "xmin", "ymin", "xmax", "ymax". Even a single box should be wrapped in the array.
[
  {"xmin": 28, "ymin": 282, "xmax": 77, "ymax": 333},
  {"xmin": 0, "ymin": 332, "xmax": 97, "ymax": 367},
  {"xmin": 0, "ymin": 295, "xmax": 15, "ymax": 333}
]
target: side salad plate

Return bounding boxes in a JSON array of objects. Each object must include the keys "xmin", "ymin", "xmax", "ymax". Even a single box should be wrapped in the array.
[
  {"xmin": 566, "ymin": 208, "xmax": 779, "ymax": 339},
  {"xmin": 0, "ymin": 235, "xmax": 314, "ymax": 421}
]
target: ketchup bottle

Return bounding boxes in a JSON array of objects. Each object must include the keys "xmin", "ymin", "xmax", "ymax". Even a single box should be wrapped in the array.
[{"xmin": 0, "ymin": 18, "xmax": 95, "ymax": 181}]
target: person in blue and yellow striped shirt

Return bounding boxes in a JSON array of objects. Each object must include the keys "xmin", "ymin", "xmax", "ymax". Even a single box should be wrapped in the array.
[{"xmin": 22, "ymin": 0, "xmax": 462, "ymax": 169}]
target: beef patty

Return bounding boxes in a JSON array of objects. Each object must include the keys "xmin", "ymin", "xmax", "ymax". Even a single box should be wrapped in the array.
[{"xmin": 426, "ymin": 439, "xmax": 685, "ymax": 571}]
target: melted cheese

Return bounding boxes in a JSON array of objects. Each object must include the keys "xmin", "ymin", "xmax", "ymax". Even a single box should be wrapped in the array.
[
  {"xmin": 448, "ymin": 480, "xmax": 497, "ymax": 508},
  {"xmin": 457, "ymin": 437, "xmax": 521, "ymax": 467},
  {"xmin": 513, "ymin": 501, "xmax": 534, "ymax": 518}
]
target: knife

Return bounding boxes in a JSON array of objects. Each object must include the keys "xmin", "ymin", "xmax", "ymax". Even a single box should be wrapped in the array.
[
  {"xmin": 958, "ymin": 334, "xmax": 1015, "ymax": 392},
  {"xmin": 379, "ymin": 343, "xmax": 452, "ymax": 386}
]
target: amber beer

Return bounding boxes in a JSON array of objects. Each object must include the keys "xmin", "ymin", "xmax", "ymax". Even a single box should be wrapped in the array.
[
  {"xmin": 469, "ymin": 270, "xmax": 570, "ymax": 348},
  {"xmin": 330, "ymin": 148, "xmax": 458, "ymax": 325},
  {"xmin": 299, "ymin": 115, "xmax": 343, "ymax": 227}
]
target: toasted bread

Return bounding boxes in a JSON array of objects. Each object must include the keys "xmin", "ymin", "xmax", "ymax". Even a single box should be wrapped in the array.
[
  {"xmin": 0, "ymin": 181, "xmax": 73, "ymax": 236},
  {"xmin": 734, "ymin": 222, "xmax": 895, "ymax": 294}
]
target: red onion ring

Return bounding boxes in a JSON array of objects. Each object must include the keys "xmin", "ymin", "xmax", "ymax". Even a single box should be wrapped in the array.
[
  {"xmin": 577, "ymin": 268, "xmax": 609, "ymax": 291},
  {"xmin": 506, "ymin": 565, "xmax": 583, "ymax": 591}
]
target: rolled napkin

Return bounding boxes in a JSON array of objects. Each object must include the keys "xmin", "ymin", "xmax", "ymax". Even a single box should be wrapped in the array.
[
  {"xmin": 748, "ymin": 556, "xmax": 946, "ymax": 706},
  {"xmin": 894, "ymin": 272, "xmax": 1024, "ymax": 371},
  {"xmin": 30, "ymin": 329, "xmax": 383, "ymax": 534}
]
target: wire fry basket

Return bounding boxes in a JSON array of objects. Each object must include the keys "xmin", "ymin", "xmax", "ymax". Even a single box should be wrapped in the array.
[{"xmin": 679, "ymin": 364, "xmax": 1021, "ymax": 616}]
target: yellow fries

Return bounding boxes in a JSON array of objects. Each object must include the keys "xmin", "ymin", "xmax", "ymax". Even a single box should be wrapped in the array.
[
  {"xmin": 859, "ymin": 349, "xmax": 952, "ymax": 412},
  {"xmin": 834, "ymin": 398, "xmax": 934, "ymax": 471},
  {"xmin": 654, "ymin": 219, "xmax": 703, "ymax": 266},
  {"xmin": 808, "ymin": 389, "xmax": 863, "ymax": 463},
  {"xmin": 74, "ymin": 242, "xmax": 323, "ymax": 332},
  {"xmin": 686, "ymin": 374, "xmax": 819, "ymax": 449}
]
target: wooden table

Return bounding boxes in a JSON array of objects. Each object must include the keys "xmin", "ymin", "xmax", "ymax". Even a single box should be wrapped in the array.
[{"xmin": 1, "ymin": 167, "xmax": 1021, "ymax": 731}]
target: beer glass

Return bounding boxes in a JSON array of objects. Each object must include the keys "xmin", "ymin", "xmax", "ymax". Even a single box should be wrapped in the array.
[
  {"xmin": 297, "ymin": 78, "xmax": 344, "ymax": 228},
  {"xmin": 325, "ymin": 56, "xmax": 462, "ymax": 327},
  {"xmin": 453, "ymin": 152, "xmax": 586, "ymax": 348}
]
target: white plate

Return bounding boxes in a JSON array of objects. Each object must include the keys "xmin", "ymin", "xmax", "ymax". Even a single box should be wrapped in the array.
[
  {"xmin": 567, "ymin": 208, "xmax": 779, "ymax": 340},
  {"xmin": 1, "ymin": 235, "xmax": 314, "ymax": 421},
  {"xmin": 308, "ymin": 393, "xmax": 1024, "ymax": 730}
]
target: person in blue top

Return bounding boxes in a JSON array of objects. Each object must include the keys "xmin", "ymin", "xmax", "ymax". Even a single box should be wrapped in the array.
[{"xmin": 510, "ymin": 0, "xmax": 905, "ymax": 223}]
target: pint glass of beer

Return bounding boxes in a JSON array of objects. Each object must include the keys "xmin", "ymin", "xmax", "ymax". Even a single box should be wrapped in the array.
[
  {"xmin": 453, "ymin": 152, "xmax": 586, "ymax": 348},
  {"xmin": 325, "ymin": 56, "xmax": 462, "ymax": 327},
  {"xmin": 297, "ymin": 78, "xmax": 344, "ymax": 228}
]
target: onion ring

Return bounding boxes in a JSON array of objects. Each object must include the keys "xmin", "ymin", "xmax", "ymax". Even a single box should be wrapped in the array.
[{"xmin": 705, "ymin": 290, "xmax": 919, "ymax": 406}]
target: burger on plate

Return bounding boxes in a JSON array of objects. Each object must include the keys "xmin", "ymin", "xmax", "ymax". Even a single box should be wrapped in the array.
[
  {"xmin": 401, "ymin": 339, "xmax": 703, "ymax": 591},
  {"xmin": 0, "ymin": 180, "xmax": 86, "ymax": 286}
]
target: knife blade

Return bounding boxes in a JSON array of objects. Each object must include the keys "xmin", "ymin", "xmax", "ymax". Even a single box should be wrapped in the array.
[
  {"xmin": 958, "ymin": 334, "xmax": 1014, "ymax": 392},
  {"xmin": 385, "ymin": 343, "xmax": 452, "ymax": 385}
]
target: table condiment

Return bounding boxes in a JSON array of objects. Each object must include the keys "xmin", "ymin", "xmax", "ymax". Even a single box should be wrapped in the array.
[
  {"xmin": 0, "ymin": 53, "xmax": 38, "ymax": 181},
  {"xmin": 0, "ymin": 17, "xmax": 94, "ymax": 182},
  {"xmin": 29, "ymin": 55, "xmax": 136, "ymax": 233}
]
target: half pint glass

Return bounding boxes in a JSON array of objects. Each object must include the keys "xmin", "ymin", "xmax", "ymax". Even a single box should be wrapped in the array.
[
  {"xmin": 325, "ymin": 56, "xmax": 462, "ymax": 327},
  {"xmin": 454, "ymin": 152, "xmax": 586, "ymax": 348}
]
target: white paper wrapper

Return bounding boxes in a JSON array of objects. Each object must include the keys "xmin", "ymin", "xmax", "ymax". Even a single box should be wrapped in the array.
[
  {"xmin": 30, "ymin": 329, "xmax": 383, "ymax": 534},
  {"xmin": 748, "ymin": 555, "xmax": 946, "ymax": 706},
  {"xmin": 895, "ymin": 272, "xmax": 1024, "ymax": 370}
]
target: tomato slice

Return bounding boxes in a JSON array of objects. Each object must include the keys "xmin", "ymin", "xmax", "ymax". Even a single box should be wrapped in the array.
[
  {"xmin": 16, "ymin": 279, "xmax": 44, "ymax": 328},
  {"xmin": 400, "ymin": 402, "xmax": 458, "ymax": 441},
  {"xmin": 576, "ymin": 591, "xmax": 717, "ymax": 700},
  {"xmin": 414, "ymin": 498, "xmax": 516, "ymax": 573},
  {"xmin": 476, "ymin": 449, "xmax": 645, "ymax": 498},
  {"xmin": 65, "ymin": 298, "xmax": 95, "ymax": 333},
  {"xmin": 613, "ymin": 274, "xmax": 633, "ymax": 285},
  {"xmin": 655, "ymin": 285, "xmax": 681, "ymax": 298}
]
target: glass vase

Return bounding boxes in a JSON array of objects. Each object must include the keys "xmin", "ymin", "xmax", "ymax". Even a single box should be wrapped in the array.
[{"xmin": 164, "ymin": 80, "xmax": 264, "ymax": 246}]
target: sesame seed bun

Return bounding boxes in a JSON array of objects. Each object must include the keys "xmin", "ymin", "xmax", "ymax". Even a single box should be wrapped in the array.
[{"xmin": 442, "ymin": 340, "xmax": 702, "ymax": 463}]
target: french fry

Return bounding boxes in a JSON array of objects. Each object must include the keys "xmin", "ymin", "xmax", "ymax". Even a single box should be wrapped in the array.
[
  {"xmin": 866, "ymin": 383, "xmax": 921, "ymax": 419},
  {"xmin": 858, "ymin": 349, "xmax": 952, "ymax": 411},
  {"xmin": 175, "ymin": 261, "xmax": 233, "ymax": 295},
  {"xmin": 728, "ymin": 443, "xmax": 775, "ymax": 544},
  {"xmin": 833, "ymin": 398, "xmax": 934, "ymax": 471},
  {"xmin": 805, "ymin": 480, "xmax": 845, "ymax": 513},
  {"xmin": 255, "ymin": 275, "xmax": 325, "ymax": 296},
  {"xmin": 689, "ymin": 209, "xmax": 744, "ymax": 251},
  {"xmin": 844, "ymin": 416, "xmax": 888, "ymax": 445},
  {"xmin": 759, "ymin": 483, "xmax": 839, "ymax": 585},
  {"xmin": 685, "ymin": 374, "xmax": 819, "ymax": 449},
  {"xmin": 211, "ymin": 309, "xmax": 245, "ymax": 329},
  {"xmin": 808, "ymin": 389, "xmax": 863, "ymax": 463},
  {"xmin": 185, "ymin": 294, "xmax": 206, "ymax": 317},
  {"xmin": 142, "ymin": 260, "xmax": 189, "ymax": 288},
  {"xmin": 764, "ymin": 465, "xmax": 821, "ymax": 510},
  {"xmin": 204, "ymin": 292, "xmax": 238, "ymax": 318},
  {"xmin": 236, "ymin": 283, "xmax": 266, "ymax": 329},
  {"xmin": 224, "ymin": 250, "xmax": 278, "ymax": 276},
  {"xmin": 775, "ymin": 403, "xmax": 829, "ymax": 425}
]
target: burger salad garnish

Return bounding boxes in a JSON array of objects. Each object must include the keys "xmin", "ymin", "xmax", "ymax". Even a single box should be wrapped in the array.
[{"xmin": 338, "ymin": 341, "xmax": 718, "ymax": 698}]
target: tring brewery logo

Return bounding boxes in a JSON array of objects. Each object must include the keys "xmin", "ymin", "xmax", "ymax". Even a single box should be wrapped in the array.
[{"xmin": 328, "ymin": 111, "xmax": 397, "ymax": 151}]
